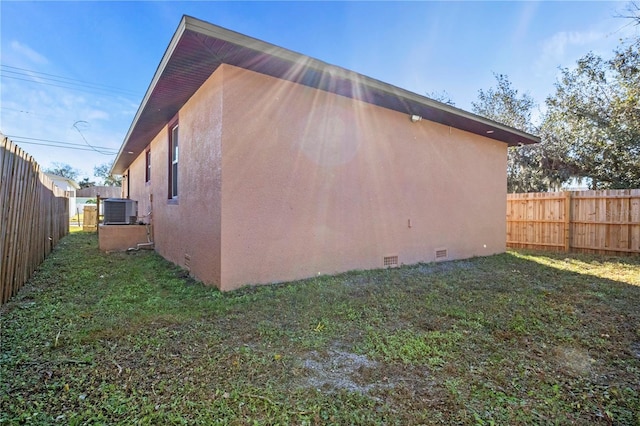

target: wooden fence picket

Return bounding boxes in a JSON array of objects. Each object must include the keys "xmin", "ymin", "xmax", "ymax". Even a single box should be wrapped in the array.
[
  {"xmin": 0, "ymin": 134, "xmax": 69, "ymax": 305},
  {"xmin": 507, "ymin": 189, "xmax": 640, "ymax": 255}
]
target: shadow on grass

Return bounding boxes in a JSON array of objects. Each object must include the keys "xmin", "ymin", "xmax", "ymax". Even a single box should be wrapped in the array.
[{"xmin": 1, "ymin": 233, "xmax": 638, "ymax": 425}]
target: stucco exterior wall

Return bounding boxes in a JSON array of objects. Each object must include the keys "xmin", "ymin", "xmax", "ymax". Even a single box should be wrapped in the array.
[
  {"xmin": 126, "ymin": 63, "xmax": 507, "ymax": 291},
  {"xmin": 126, "ymin": 69, "xmax": 224, "ymax": 287},
  {"xmin": 220, "ymin": 64, "xmax": 507, "ymax": 290},
  {"xmin": 98, "ymin": 224, "xmax": 150, "ymax": 252}
]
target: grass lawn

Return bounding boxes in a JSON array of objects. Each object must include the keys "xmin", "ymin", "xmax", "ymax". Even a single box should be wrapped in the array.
[{"xmin": 1, "ymin": 232, "xmax": 639, "ymax": 425}]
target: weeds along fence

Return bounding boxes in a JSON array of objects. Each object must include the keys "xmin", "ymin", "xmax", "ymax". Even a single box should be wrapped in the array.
[
  {"xmin": 1, "ymin": 134, "xmax": 69, "ymax": 305},
  {"xmin": 507, "ymin": 189, "xmax": 640, "ymax": 255}
]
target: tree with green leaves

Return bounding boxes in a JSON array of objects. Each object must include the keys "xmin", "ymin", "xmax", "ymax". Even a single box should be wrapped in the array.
[
  {"xmin": 94, "ymin": 163, "xmax": 122, "ymax": 186},
  {"xmin": 471, "ymin": 74, "xmax": 564, "ymax": 192},
  {"xmin": 475, "ymin": 22, "xmax": 640, "ymax": 193},
  {"xmin": 472, "ymin": 73, "xmax": 536, "ymax": 132},
  {"xmin": 543, "ymin": 37, "xmax": 640, "ymax": 189},
  {"xmin": 44, "ymin": 162, "xmax": 79, "ymax": 181},
  {"xmin": 426, "ymin": 90, "xmax": 456, "ymax": 106},
  {"xmin": 78, "ymin": 177, "xmax": 96, "ymax": 189}
]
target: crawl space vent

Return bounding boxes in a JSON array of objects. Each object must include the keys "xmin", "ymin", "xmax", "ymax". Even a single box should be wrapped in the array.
[
  {"xmin": 435, "ymin": 249, "xmax": 448, "ymax": 261},
  {"xmin": 383, "ymin": 255, "xmax": 399, "ymax": 268}
]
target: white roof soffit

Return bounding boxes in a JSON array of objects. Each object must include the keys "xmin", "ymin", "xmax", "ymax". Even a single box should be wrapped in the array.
[{"xmin": 112, "ymin": 15, "xmax": 540, "ymax": 175}]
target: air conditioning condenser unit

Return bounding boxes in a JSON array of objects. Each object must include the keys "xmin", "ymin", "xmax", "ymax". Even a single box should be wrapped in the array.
[{"xmin": 103, "ymin": 198, "xmax": 138, "ymax": 225}]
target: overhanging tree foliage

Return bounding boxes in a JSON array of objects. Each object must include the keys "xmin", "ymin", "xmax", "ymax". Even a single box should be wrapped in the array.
[
  {"xmin": 474, "ymin": 32, "xmax": 640, "ymax": 192},
  {"xmin": 94, "ymin": 163, "xmax": 122, "ymax": 187},
  {"xmin": 543, "ymin": 37, "xmax": 640, "ymax": 189},
  {"xmin": 471, "ymin": 74, "xmax": 563, "ymax": 193},
  {"xmin": 44, "ymin": 162, "xmax": 79, "ymax": 181},
  {"xmin": 78, "ymin": 177, "xmax": 96, "ymax": 189},
  {"xmin": 472, "ymin": 74, "xmax": 536, "ymax": 132},
  {"xmin": 470, "ymin": 5, "xmax": 639, "ymax": 192}
]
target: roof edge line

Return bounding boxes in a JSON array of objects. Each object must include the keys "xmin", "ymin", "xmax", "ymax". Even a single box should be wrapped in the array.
[
  {"xmin": 338, "ymin": 73, "xmax": 540, "ymax": 143},
  {"xmin": 114, "ymin": 15, "xmax": 540, "ymax": 175},
  {"xmin": 182, "ymin": 15, "xmax": 539, "ymax": 144},
  {"xmin": 112, "ymin": 15, "xmax": 190, "ymax": 175}
]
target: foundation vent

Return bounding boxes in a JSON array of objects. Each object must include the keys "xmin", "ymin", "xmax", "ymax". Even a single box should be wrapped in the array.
[
  {"xmin": 435, "ymin": 248, "xmax": 448, "ymax": 261},
  {"xmin": 184, "ymin": 253, "xmax": 191, "ymax": 272},
  {"xmin": 383, "ymin": 255, "xmax": 399, "ymax": 268}
]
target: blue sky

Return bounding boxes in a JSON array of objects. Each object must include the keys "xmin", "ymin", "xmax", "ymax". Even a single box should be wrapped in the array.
[{"xmin": 1, "ymin": 1, "xmax": 637, "ymax": 181}]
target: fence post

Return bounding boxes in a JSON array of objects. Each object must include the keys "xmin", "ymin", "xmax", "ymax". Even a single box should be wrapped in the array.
[
  {"xmin": 96, "ymin": 194, "xmax": 100, "ymax": 236},
  {"xmin": 564, "ymin": 191, "xmax": 572, "ymax": 252}
]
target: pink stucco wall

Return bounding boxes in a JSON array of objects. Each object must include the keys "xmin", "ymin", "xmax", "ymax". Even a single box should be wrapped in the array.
[
  {"xmin": 126, "ymin": 69, "xmax": 223, "ymax": 287},
  {"xmin": 98, "ymin": 224, "xmax": 149, "ymax": 252},
  {"xmin": 127, "ymin": 64, "xmax": 507, "ymax": 291},
  {"xmin": 219, "ymin": 65, "xmax": 506, "ymax": 290}
]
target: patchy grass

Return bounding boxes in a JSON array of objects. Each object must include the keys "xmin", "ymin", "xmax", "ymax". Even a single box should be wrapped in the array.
[{"xmin": 1, "ymin": 233, "xmax": 639, "ymax": 425}]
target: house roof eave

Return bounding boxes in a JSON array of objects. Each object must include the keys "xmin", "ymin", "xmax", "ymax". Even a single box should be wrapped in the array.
[
  {"xmin": 112, "ymin": 15, "xmax": 540, "ymax": 175},
  {"xmin": 44, "ymin": 173, "xmax": 81, "ymax": 190}
]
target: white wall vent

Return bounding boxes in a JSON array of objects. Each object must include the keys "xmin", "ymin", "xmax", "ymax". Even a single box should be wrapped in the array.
[
  {"xmin": 383, "ymin": 255, "xmax": 399, "ymax": 268},
  {"xmin": 435, "ymin": 248, "xmax": 448, "ymax": 261}
]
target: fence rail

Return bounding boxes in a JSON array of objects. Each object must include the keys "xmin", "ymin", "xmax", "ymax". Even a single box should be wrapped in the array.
[
  {"xmin": 1, "ymin": 134, "xmax": 69, "ymax": 305},
  {"xmin": 507, "ymin": 189, "xmax": 640, "ymax": 255}
]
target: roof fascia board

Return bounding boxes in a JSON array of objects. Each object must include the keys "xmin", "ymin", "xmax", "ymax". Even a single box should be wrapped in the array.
[
  {"xmin": 113, "ymin": 16, "xmax": 540, "ymax": 175},
  {"xmin": 188, "ymin": 16, "xmax": 540, "ymax": 146},
  {"xmin": 111, "ymin": 17, "xmax": 189, "ymax": 175},
  {"xmin": 340, "ymin": 73, "xmax": 539, "ymax": 144},
  {"xmin": 184, "ymin": 16, "xmax": 539, "ymax": 144}
]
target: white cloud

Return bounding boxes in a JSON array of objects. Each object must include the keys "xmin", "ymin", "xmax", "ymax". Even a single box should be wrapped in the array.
[
  {"xmin": 540, "ymin": 30, "xmax": 604, "ymax": 65},
  {"xmin": 87, "ymin": 109, "xmax": 109, "ymax": 121},
  {"xmin": 511, "ymin": 1, "xmax": 540, "ymax": 45},
  {"xmin": 10, "ymin": 40, "xmax": 48, "ymax": 65},
  {"xmin": 60, "ymin": 93, "xmax": 86, "ymax": 108},
  {"xmin": 529, "ymin": 15, "xmax": 633, "ymax": 103}
]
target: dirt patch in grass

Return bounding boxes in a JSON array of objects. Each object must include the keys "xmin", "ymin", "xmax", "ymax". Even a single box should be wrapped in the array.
[
  {"xmin": 296, "ymin": 343, "xmax": 431, "ymax": 395},
  {"xmin": 299, "ymin": 345, "xmax": 386, "ymax": 394},
  {"xmin": 552, "ymin": 345, "xmax": 595, "ymax": 377},
  {"xmin": 1, "ymin": 233, "xmax": 639, "ymax": 424}
]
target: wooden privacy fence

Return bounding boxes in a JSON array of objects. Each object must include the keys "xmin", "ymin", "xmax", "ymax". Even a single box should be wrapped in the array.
[
  {"xmin": 507, "ymin": 189, "xmax": 640, "ymax": 255},
  {"xmin": 1, "ymin": 134, "xmax": 69, "ymax": 305}
]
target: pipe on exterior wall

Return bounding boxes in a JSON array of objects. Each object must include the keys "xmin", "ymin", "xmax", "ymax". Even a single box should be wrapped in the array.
[
  {"xmin": 128, "ymin": 194, "xmax": 155, "ymax": 251},
  {"xmin": 127, "ymin": 224, "xmax": 154, "ymax": 251},
  {"xmin": 136, "ymin": 194, "xmax": 154, "ymax": 248}
]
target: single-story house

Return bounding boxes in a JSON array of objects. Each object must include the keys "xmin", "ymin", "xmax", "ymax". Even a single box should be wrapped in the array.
[
  {"xmin": 45, "ymin": 173, "xmax": 79, "ymax": 218},
  {"xmin": 111, "ymin": 15, "xmax": 539, "ymax": 291}
]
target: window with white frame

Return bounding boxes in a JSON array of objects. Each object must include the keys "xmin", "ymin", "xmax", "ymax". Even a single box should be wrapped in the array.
[{"xmin": 169, "ymin": 122, "xmax": 178, "ymax": 199}]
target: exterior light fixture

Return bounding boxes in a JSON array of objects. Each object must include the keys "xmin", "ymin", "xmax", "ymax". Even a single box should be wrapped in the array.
[
  {"xmin": 410, "ymin": 115, "xmax": 422, "ymax": 123},
  {"xmin": 486, "ymin": 130, "xmax": 495, "ymax": 134}
]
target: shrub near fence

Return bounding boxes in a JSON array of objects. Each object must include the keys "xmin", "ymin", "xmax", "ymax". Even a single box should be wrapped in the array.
[
  {"xmin": 507, "ymin": 189, "xmax": 640, "ymax": 255},
  {"xmin": 0, "ymin": 134, "xmax": 69, "ymax": 305}
]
